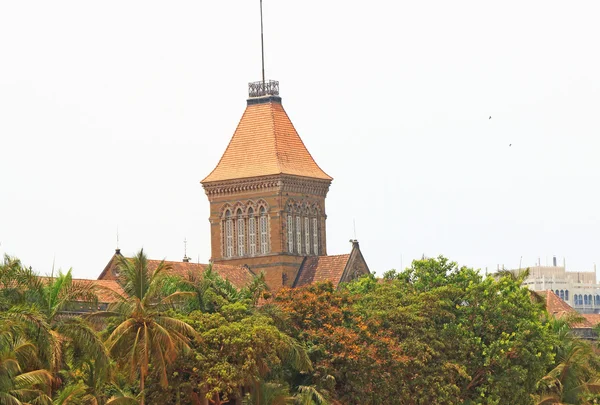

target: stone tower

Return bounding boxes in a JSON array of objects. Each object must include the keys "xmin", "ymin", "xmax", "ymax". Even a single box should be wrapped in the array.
[{"xmin": 201, "ymin": 81, "xmax": 332, "ymax": 289}]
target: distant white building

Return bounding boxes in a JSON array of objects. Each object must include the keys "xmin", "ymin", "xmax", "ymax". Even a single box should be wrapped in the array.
[{"xmin": 514, "ymin": 258, "xmax": 599, "ymax": 314}]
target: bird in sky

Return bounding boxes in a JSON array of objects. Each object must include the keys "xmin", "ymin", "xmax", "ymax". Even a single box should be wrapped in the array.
[
  {"xmin": 489, "ymin": 116, "xmax": 492, "ymax": 119},
  {"xmin": 509, "ymin": 144, "xmax": 512, "ymax": 147}
]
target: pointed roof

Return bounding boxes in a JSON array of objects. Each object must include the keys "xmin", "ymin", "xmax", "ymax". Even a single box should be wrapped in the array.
[
  {"xmin": 293, "ymin": 241, "xmax": 370, "ymax": 288},
  {"xmin": 202, "ymin": 99, "xmax": 332, "ymax": 183}
]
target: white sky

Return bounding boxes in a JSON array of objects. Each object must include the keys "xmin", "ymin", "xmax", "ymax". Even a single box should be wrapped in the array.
[{"xmin": 1, "ymin": 1, "xmax": 599, "ymax": 279}]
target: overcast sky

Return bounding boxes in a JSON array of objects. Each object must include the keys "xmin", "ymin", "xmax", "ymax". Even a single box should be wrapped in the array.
[{"xmin": 1, "ymin": 1, "xmax": 599, "ymax": 279}]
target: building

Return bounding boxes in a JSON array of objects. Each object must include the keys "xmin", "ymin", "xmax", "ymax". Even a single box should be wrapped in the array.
[
  {"xmin": 95, "ymin": 80, "xmax": 370, "ymax": 294},
  {"xmin": 515, "ymin": 257, "xmax": 600, "ymax": 314},
  {"xmin": 538, "ymin": 290, "xmax": 596, "ymax": 340}
]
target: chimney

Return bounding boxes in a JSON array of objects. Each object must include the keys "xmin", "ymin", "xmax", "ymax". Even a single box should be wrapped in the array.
[
  {"xmin": 115, "ymin": 248, "xmax": 121, "ymax": 256},
  {"xmin": 183, "ymin": 256, "xmax": 190, "ymax": 263}
]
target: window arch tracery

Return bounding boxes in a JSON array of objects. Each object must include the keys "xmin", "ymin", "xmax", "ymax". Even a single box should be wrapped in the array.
[
  {"xmin": 220, "ymin": 200, "xmax": 269, "ymax": 259},
  {"xmin": 224, "ymin": 209, "xmax": 233, "ymax": 258},
  {"xmin": 236, "ymin": 208, "xmax": 245, "ymax": 257},
  {"xmin": 248, "ymin": 207, "xmax": 256, "ymax": 256},
  {"xmin": 259, "ymin": 206, "xmax": 269, "ymax": 254},
  {"xmin": 284, "ymin": 198, "xmax": 322, "ymax": 257}
]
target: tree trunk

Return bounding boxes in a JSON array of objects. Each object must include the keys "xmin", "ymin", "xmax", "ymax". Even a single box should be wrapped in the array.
[{"xmin": 140, "ymin": 369, "xmax": 145, "ymax": 405}]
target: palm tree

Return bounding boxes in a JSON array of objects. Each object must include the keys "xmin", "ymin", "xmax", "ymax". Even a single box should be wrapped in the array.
[
  {"xmin": 1, "ymin": 257, "xmax": 109, "ymax": 399},
  {"xmin": 535, "ymin": 317, "xmax": 600, "ymax": 404},
  {"xmin": 27, "ymin": 269, "xmax": 110, "ymax": 382},
  {"xmin": 293, "ymin": 386, "xmax": 329, "ymax": 405},
  {"xmin": 90, "ymin": 249, "xmax": 196, "ymax": 405},
  {"xmin": 243, "ymin": 382, "xmax": 293, "ymax": 405},
  {"xmin": 0, "ymin": 323, "xmax": 53, "ymax": 405}
]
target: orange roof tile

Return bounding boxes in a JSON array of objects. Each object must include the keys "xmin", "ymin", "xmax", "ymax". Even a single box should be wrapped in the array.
[
  {"xmin": 538, "ymin": 290, "xmax": 592, "ymax": 327},
  {"xmin": 202, "ymin": 100, "xmax": 332, "ymax": 183},
  {"xmin": 98, "ymin": 254, "xmax": 254, "ymax": 291},
  {"xmin": 583, "ymin": 314, "xmax": 600, "ymax": 327},
  {"xmin": 145, "ymin": 260, "xmax": 254, "ymax": 290},
  {"xmin": 294, "ymin": 254, "xmax": 350, "ymax": 288},
  {"xmin": 37, "ymin": 277, "xmax": 125, "ymax": 304}
]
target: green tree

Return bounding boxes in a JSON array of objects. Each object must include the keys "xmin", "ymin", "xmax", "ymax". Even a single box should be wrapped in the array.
[
  {"xmin": 534, "ymin": 317, "xmax": 600, "ymax": 404},
  {"xmin": 91, "ymin": 249, "xmax": 196, "ymax": 405}
]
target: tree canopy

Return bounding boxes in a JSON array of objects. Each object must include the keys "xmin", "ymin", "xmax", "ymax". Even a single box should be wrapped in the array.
[{"xmin": 1, "ymin": 252, "xmax": 600, "ymax": 404}]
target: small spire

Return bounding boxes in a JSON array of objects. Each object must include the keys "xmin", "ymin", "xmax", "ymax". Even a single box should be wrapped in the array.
[
  {"xmin": 183, "ymin": 238, "xmax": 190, "ymax": 262},
  {"xmin": 115, "ymin": 226, "xmax": 121, "ymax": 255}
]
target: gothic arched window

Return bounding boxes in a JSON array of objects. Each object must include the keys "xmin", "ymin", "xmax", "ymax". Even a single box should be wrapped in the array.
[
  {"xmin": 304, "ymin": 217, "xmax": 310, "ymax": 254},
  {"xmin": 224, "ymin": 209, "xmax": 233, "ymax": 258},
  {"xmin": 560, "ymin": 290, "xmax": 564, "ymax": 300},
  {"xmin": 248, "ymin": 207, "xmax": 256, "ymax": 256},
  {"xmin": 287, "ymin": 209, "xmax": 294, "ymax": 253},
  {"xmin": 312, "ymin": 217, "xmax": 318, "ymax": 255},
  {"xmin": 584, "ymin": 295, "xmax": 589, "ymax": 305},
  {"xmin": 237, "ymin": 208, "xmax": 245, "ymax": 257},
  {"xmin": 565, "ymin": 290, "xmax": 569, "ymax": 301},
  {"xmin": 259, "ymin": 206, "xmax": 269, "ymax": 254},
  {"xmin": 296, "ymin": 216, "xmax": 302, "ymax": 254}
]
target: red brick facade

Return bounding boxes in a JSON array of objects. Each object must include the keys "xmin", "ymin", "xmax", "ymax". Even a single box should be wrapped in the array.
[{"xmin": 201, "ymin": 96, "xmax": 333, "ymax": 289}]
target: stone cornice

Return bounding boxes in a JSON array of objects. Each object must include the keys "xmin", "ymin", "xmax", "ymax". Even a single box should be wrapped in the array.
[{"xmin": 202, "ymin": 175, "xmax": 331, "ymax": 198}]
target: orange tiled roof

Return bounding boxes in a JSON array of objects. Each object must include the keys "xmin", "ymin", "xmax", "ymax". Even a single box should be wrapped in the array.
[
  {"xmin": 538, "ymin": 290, "xmax": 592, "ymax": 328},
  {"xmin": 583, "ymin": 314, "xmax": 600, "ymax": 327},
  {"xmin": 294, "ymin": 254, "xmax": 350, "ymax": 288},
  {"xmin": 145, "ymin": 260, "xmax": 254, "ymax": 290},
  {"xmin": 37, "ymin": 277, "xmax": 125, "ymax": 304},
  {"xmin": 202, "ymin": 100, "xmax": 332, "ymax": 183}
]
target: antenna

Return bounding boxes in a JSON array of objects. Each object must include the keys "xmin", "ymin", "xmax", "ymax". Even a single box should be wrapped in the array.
[
  {"xmin": 116, "ymin": 226, "xmax": 119, "ymax": 249},
  {"xmin": 260, "ymin": 0, "xmax": 265, "ymax": 87},
  {"xmin": 353, "ymin": 219, "xmax": 357, "ymax": 240}
]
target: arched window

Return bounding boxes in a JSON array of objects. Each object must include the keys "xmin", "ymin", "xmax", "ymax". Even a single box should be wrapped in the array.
[
  {"xmin": 560, "ymin": 290, "xmax": 564, "ymax": 300},
  {"xmin": 579, "ymin": 294, "xmax": 584, "ymax": 305},
  {"xmin": 236, "ymin": 209, "xmax": 245, "ymax": 257},
  {"xmin": 287, "ymin": 212, "xmax": 294, "ymax": 253},
  {"xmin": 584, "ymin": 295, "xmax": 589, "ymax": 305},
  {"xmin": 565, "ymin": 290, "xmax": 569, "ymax": 301},
  {"xmin": 555, "ymin": 290, "xmax": 559, "ymax": 297},
  {"xmin": 589, "ymin": 295, "xmax": 594, "ymax": 305},
  {"xmin": 259, "ymin": 206, "xmax": 269, "ymax": 254},
  {"xmin": 296, "ymin": 216, "xmax": 302, "ymax": 254},
  {"xmin": 224, "ymin": 210, "xmax": 233, "ymax": 258},
  {"xmin": 248, "ymin": 208, "xmax": 256, "ymax": 256},
  {"xmin": 304, "ymin": 217, "xmax": 310, "ymax": 255},
  {"xmin": 596, "ymin": 295, "xmax": 600, "ymax": 305},
  {"xmin": 312, "ymin": 217, "xmax": 318, "ymax": 255}
]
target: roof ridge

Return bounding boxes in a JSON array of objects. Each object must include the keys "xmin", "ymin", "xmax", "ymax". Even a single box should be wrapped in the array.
[
  {"xmin": 273, "ymin": 103, "xmax": 331, "ymax": 180},
  {"xmin": 318, "ymin": 253, "xmax": 351, "ymax": 258},
  {"xmin": 270, "ymin": 102, "xmax": 283, "ymax": 174},
  {"xmin": 201, "ymin": 106, "xmax": 251, "ymax": 183}
]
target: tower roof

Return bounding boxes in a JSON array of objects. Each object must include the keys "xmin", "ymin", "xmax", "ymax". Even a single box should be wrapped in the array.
[{"xmin": 202, "ymin": 91, "xmax": 332, "ymax": 183}]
